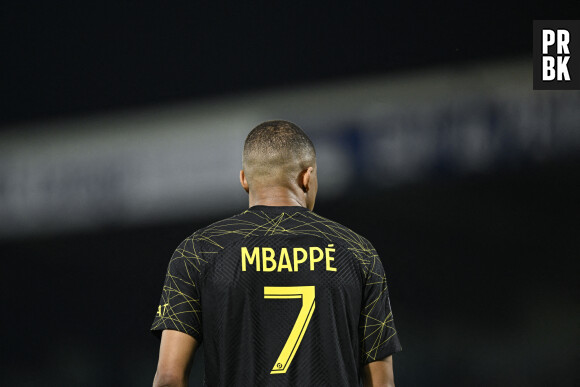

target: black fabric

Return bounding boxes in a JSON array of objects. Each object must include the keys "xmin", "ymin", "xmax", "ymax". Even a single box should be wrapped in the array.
[{"xmin": 151, "ymin": 205, "xmax": 401, "ymax": 386}]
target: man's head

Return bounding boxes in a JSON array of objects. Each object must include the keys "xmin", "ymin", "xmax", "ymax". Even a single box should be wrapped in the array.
[{"xmin": 240, "ymin": 120, "xmax": 318, "ymax": 210}]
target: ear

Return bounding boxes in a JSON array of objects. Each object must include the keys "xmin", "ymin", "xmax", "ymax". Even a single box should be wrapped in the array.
[
  {"xmin": 240, "ymin": 170, "xmax": 249, "ymax": 193},
  {"xmin": 301, "ymin": 167, "xmax": 313, "ymax": 193}
]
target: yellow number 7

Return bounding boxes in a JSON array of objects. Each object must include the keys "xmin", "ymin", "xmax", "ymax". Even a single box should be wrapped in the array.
[{"xmin": 264, "ymin": 286, "xmax": 315, "ymax": 374}]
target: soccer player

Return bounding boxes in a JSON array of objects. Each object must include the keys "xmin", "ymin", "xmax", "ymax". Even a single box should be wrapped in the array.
[{"xmin": 151, "ymin": 120, "xmax": 402, "ymax": 387}]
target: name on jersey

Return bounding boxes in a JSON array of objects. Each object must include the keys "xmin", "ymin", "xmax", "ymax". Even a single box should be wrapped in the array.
[{"xmin": 241, "ymin": 245, "xmax": 337, "ymax": 272}]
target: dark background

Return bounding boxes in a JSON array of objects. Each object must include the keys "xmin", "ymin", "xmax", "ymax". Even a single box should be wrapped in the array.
[
  {"xmin": 2, "ymin": 1, "xmax": 577, "ymax": 128},
  {"xmin": 1, "ymin": 2, "xmax": 579, "ymax": 386}
]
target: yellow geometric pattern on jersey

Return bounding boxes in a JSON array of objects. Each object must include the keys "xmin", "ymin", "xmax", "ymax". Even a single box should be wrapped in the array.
[{"xmin": 151, "ymin": 208, "xmax": 398, "ymax": 363}]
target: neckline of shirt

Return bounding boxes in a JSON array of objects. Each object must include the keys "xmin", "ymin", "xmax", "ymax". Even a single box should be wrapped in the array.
[{"xmin": 247, "ymin": 205, "xmax": 310, "ymax": 213}]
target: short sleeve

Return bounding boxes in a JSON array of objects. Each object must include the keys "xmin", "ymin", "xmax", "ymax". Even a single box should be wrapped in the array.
[
  {"xmin": 151, "ymin": 236, "xmax": 204, "ymax": 342},
  {"xmin": 359, "ymin": 249, "xmax": 402, "ymax": 364}
]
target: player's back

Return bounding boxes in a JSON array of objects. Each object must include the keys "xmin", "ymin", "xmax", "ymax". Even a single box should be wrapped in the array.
[{"xmin": 152, "ymin": 205, "xmax": 401, "ymax": 386}]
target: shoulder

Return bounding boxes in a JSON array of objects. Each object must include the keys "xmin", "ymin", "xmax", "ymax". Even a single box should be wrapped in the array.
[
  {"xmin": 300, "ymin": 211, "xmax": 384, "ymax": 278},
  {"xmin": 300, "ymin": 210, "xmax": 377, "ymax": 254},
  {"xmin": 180, "ymin": 210, "xmax": 251, "ymax": 251},
  {"xmin": 167, "ymin": 211, "xmax": 250, "ymax": 272}
]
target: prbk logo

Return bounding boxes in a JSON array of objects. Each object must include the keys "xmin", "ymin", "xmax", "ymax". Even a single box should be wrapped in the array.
[
  {"xmin": 542, "ymin": 29, "xmax": 570, "ymax": 81},
  {"xmin": 534, "ymin": 20, "xmax": 580, "ymax": 90}
]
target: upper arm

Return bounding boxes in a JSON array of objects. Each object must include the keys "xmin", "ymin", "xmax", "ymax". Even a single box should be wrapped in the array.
[
  {"xmin": 151, "ymin": 236, "xmax": 204, "ymax": 342},
  {"xmin": 151, "ymin": 235, "xmax": 205, "ymax": 386},
  {"xmin": 362, "ymin": 355, "xmax": 395, "ymax": 387},
  {"xmin": 153, "ymin": 329, "xmax": 200, "ymax": 387},
  {"xmin": 359, "ymin": 245, "xmax": 402, "ymax": 363}
]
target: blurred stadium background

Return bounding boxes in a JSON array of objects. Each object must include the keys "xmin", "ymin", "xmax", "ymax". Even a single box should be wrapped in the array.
[{"xmin": 1, "ymin": 2, "xmax": 579, "ymax": 386}]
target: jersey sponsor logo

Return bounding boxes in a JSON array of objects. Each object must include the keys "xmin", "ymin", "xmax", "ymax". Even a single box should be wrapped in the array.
[{"xmin": 241, "ymin": 245, "xmax": 337, "ymax": 272}]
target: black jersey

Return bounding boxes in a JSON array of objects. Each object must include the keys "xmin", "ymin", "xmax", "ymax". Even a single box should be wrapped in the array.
[{"xmin": 151, "ymin": 205, "xmax": 401, "ymax": 386}]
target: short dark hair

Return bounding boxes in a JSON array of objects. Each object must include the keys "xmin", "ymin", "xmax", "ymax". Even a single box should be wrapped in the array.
[{"xmin": 242, "ymin": 121, "xmax": 316, "ymax": 178}]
